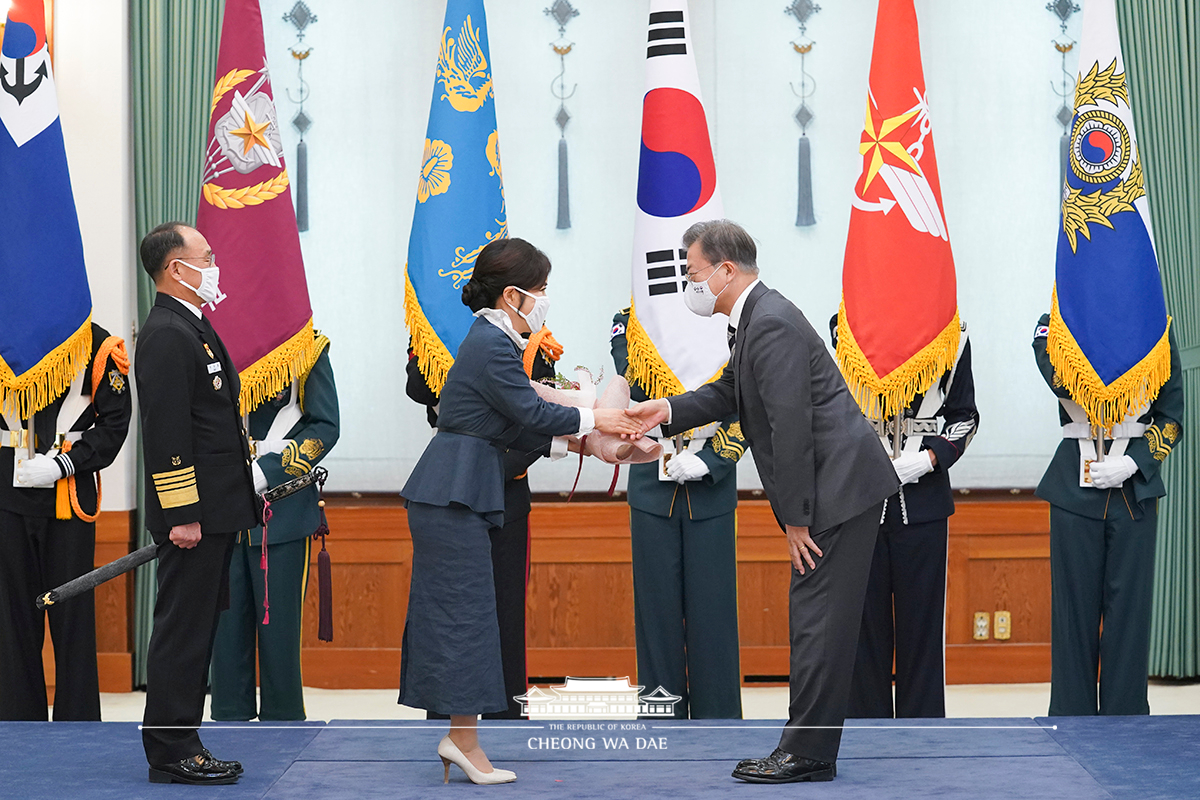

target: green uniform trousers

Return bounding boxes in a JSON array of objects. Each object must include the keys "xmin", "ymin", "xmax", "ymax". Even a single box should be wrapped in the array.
[
  {"xmin": 630, "ymin": 505, "xmax": 741, "ymax": 719},
  {"xmin": 210, "ymin": 534, "xmax": 311, "ymax": 721},
  {"xmin": 1049, "ymin": 502, "xmax": 1157, "ymax": 716}
]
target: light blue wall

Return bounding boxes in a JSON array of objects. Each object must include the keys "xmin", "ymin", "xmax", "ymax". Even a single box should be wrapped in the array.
[{"xmin": 260, "ymin": 0, "xmax": 1081, "ymax": 493}]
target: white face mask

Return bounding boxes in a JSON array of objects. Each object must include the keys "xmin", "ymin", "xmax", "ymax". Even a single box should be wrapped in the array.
[
  {"xmin": 507, "ymin": 287, "xmax": 550, "ymax": 332},
  {"xmin": 174, "ymin": 259, "xmax": 227, "ymax": 308},
  {"xmin": 683, "ymin": 264, "xmax": 729, "ymax": 317}
]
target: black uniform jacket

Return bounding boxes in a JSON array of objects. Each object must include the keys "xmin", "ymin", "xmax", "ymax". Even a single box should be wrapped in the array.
[
  {"xmin": 1032, "ymin": 312, "xmax": 1184, "ymax": 520},
  {"xmin": 665, "ymin": 282, "xmax": 898, "ymax": 533},
  {"xmin": 0, "ymin": 323, "xmax": 133, "ymax": 518},
  {"xmin": 401, "ymin": 317, "xmax": 581, "ymax": 528},
  {"xmin": 135, "ymin": 294, "xmax": 258, "ymax": 534},
  {"xmin": 829, "ymin": 315, "xmax": 979, "ymax": 525}
]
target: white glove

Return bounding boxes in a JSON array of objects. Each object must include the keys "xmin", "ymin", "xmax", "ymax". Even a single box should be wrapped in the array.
[
  {"xmin": 665, "ymin": 451, "xmax": 710, "ymax": 483},
  {"xmin": 16, "ymin": 453, "xmax": 63, "ymax": 488},
  {"xmin": 892, "ymin": 451, "xmax": 935, "ymax": 486},
  {"xmin": 253, "ymin": 439, "xmax": 292, "ymax": 458},
  {"xmin": 1090, "ymin": 455, "xmax": 1138, "ymax": 489},
  {"xmin": 252, "ymin": 461, "xmax": 269, "ymax": 493}
]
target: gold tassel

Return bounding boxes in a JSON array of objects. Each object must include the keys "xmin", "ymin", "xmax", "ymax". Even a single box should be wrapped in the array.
[
  {"xmin": 236, "ymin": 319, "xmax": 322, "ymax": 416},
  {"xmin": 298, "ymin": 333, "xmax": 331, "ymax": 412},
  {"xmin": 625, "ymin": 301, "xmax": 687, "ymax": 399},
  {"xmin": 403, "ymin": 267, "xmax": 456, "ymax": 395},
  {"xmin": 835, "ymin": 298, "xmax": 961, "ymax": 420},
  {"xmin": 0, "ymin": 316, "xmax": 92, "ymax": 418},
  {"xmin": 55, "ymin": 477, "xmax": 71, "ymax": 520},
  {"xmin": 1047, "ymin": 286, "xmax": 1172, "ymax": 431}
]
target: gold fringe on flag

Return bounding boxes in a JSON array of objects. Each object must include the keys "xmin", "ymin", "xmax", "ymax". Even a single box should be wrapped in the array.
[
  {"xmin": 1047, "ymin": 287, "xmax": 1172, "ymax": 431},
  {"xmin": 625, "ymin": 300, "xmax": 687, "ymax": 399},
  {"xmin": 835, "ymin": 299, "xmax": 960, "ymax": 421},
  {"xmin": 237, "ymin": 317, "xmax": 322, "ymax": 416},
  {"xmin": 404, "ymin": 267, "xmax": 456, "ymax": 395},
  {"xmin": 0, "ymin": 316, "xmax": 92, "ymax": 419},
  {"xmin": 298, "ymin": 332, "xmax": 331, "ymax": 412}
]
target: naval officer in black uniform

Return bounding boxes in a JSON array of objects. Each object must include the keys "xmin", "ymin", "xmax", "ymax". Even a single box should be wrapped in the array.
[
  {"xmin": 611, "ymin": 307, "xmax": 745, "ymax": 720},
  {"xmin": 1033, "ymin": 314, "xmax": 1184, "ymax": 716},
  {"xmin": 136, "ymin": 222, "xmax": 258, "ymax": 785},
  {"xmin": 0, "ymin": 323, "xmax": 132, "ymax": 721},
  {"xmin": 831, "ymin": 316, "xmax": 979, "ymax": 719}
]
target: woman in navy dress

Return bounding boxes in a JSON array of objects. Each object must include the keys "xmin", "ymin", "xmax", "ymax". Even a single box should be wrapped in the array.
[{"xmin": 399, "ymin": 238, "xmax": 639, "ymax": 785}]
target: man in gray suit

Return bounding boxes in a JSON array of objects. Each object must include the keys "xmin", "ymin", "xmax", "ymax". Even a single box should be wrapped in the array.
[{"xmin": 628, "ymin": 219, "xmax": 898, "ymax": 783}]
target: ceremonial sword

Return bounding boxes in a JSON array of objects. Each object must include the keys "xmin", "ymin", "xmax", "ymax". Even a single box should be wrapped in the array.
[{"xmin": 35, "ymin": 466, "xmax": 328, "ymax": 610}]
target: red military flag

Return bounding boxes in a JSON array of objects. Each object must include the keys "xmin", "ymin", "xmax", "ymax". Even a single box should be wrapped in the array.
[
  {"xmin": 195, "ymin": 0, "xmax": 316, "ymax": 414},
  {"xmin": 835, "ymin": 0, "xmax": 959, "ymax": 420}
]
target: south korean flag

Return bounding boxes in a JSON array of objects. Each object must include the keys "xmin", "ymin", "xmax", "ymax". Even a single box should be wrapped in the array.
[{"xmin": 626, "ymin": 0, "xmax": 728, "ymax": 399}]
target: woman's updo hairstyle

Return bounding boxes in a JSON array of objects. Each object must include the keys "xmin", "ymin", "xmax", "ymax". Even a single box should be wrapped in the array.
[{"xmin": 461, "ymin": 237, "xmax": 552, "ymax": 312}]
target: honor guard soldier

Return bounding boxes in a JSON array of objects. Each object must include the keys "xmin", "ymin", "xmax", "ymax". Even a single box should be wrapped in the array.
[
  {"xmin": 833, "ymin": 316, "xmax": 979, "ymax": 719},
  {"xmin": 406, "ymin": 323, "xmax": 564, "ymax": 719},
  {"xmin": 0, "ymin": 323, "xmax": 132, "ymax": 721},
  {"xmin": 611, "ymin": 307, "xmax": 745, "ymax": 720},
  {"xmin": 1033, "ymin": 313, "xmax": 1184, "ymax": 716},
  {"xmin": 136, "ymin": 222, "xmax": 257, "ymax": 784},
  {"xmin": 210, "ymin": 331, "xmax": 339, "ymax": 721}
]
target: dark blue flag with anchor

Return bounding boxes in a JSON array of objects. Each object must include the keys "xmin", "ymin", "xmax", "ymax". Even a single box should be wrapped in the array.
[{"xmin": 0, "ymin": 0, "xmax": 92, "ymax": 418}]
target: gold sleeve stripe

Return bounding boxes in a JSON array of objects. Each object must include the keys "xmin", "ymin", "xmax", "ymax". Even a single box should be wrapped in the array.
[
  {"xmin": 154, "ymin": 476, "xmax": 198, "ymax": 491},
  {"xmin": 152, "ymin": 466, "xmax": 195, "ymax": 481},
  {"xmin": 1145, "ymin": 425, "xmax": 1175, "ymax": 462},
  {"xmin": 157, "ymin": 485, "xmax": 200, "ymax": 508},
  {"xmin": 711, "ymin": 429, "xmax": 746, "ymax": 461}
]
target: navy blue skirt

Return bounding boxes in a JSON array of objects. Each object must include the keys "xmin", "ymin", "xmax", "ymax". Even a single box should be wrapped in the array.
[{"xmin": 398, "ymin": 501, "xmax": 507, "ymax": 716}]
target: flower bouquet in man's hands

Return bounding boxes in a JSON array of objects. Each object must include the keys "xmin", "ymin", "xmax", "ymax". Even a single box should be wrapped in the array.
[{"xmin": 533, "ymin": 367, "xmax": 662, "ymax": 464}]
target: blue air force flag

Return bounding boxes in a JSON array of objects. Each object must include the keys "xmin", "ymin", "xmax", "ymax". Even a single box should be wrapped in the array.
[
  {"xmin": 0, "ymin": 0, "xmax": 92, "ymax": 417},
  {"xmin": 625, "ymin": 0, "xmax": 728, "ymax": 399},
  {"xmin": 403, "ymin": 0, "xmax": 505, "ymax": 394},
  {"xmin": 1048, "ymin": 0, "xmax": 1169, "ymax": 429}
]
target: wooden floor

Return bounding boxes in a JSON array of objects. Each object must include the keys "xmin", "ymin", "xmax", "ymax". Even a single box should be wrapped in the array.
[{"xmin": 46, "ymin": 493, "xmax": 1052, "ymax": 695}]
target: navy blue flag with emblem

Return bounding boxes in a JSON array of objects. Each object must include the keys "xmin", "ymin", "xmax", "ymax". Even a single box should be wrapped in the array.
[
  {"xmin": 404, "ymin": 0, "xmax": 506, "ymax": 394},
  {"xmin": 1048, "ymin": 0, "xmax": 1169, "ymax": 430},
  {"xmin": 0, "ymin": 0, "xmax": 92, "ymax": 417}
]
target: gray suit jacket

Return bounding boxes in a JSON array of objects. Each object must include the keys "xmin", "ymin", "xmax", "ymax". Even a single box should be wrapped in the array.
[{"xmin": 667, "ymin": 282, "xmax": 898, "ymax": 533}]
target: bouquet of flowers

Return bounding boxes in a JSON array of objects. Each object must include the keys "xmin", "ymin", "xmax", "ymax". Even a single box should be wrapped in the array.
[{"xmin": 532, "ymin": 367, "xmax": 662, "ymax": 465}]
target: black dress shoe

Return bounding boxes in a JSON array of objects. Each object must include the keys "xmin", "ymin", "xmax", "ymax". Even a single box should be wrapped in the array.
[
  {"xmin": 731, "ymin": 749, "xmax": 836, "ymax": 783},
  {"xmin": 200, "ymin": 748, "xmax": 244, "ymax": 775},
  {"xmin": 148, "ymin": 755, "xmax": 239, "ymax": 785}
]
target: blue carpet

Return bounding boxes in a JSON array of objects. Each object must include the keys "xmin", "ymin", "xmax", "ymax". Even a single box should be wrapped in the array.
[
  {"xmin": 0, "ymin": 721, "xmax": 321, "ymax": 800},
  {"xmin": 1, "ymin": 717, "xmax": 1194, "ymax": 798},
  {"xmin": 300, "ymin": 718, "xmax": 1063, "ymax": 762},
  {"xmin": 1038, "ymin": 715, "xmax": 1200, "ymax": 800}
]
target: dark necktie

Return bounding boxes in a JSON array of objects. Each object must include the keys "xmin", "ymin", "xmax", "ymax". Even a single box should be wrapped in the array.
[{"xmin": 727, "ymin": 324, "xmax": 737, "ymax": 351}]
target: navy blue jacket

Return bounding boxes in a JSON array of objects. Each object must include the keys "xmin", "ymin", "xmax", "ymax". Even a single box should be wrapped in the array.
[{"xmin": 401, "ymin": 317, "xmax": 582, "ymax": 527}]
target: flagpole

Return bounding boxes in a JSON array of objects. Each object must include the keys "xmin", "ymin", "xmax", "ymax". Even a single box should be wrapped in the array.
[
  {"xmin": 26, "ymin": 414, "xmax": 35, "ymax": 459},
  {"xmin": 891, "ymin": 414, "xmax": 903, "ymax": 459},
  {"xmin": 1093, "ymin": 425, "xmax": 1105, "ymax": 463}
]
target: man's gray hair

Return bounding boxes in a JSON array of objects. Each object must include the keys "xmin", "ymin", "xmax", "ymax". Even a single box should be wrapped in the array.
[{"xmin": 681, "ymin": 219, "xmax": 759, "ymax": 274}]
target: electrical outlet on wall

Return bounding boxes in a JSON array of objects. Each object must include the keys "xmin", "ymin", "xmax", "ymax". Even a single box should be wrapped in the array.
[
  {"xmin": 973, "ymin": 612, "xmax": 990, "ymax": 640},
  {"xmin": 994, "ymin": 611, "xmax": 1012, "ymax": 640}
]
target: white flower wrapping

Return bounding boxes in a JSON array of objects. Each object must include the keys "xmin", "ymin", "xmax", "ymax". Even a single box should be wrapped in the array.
[{"xmin": 531, "ymin": 368, "xmax": 662, "ymax": 464}]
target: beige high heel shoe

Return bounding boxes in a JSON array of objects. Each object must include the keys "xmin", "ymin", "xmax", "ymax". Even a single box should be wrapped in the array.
[{"xmin": 438, "ymin": 735, "xmax": 516, "ymax": 785}]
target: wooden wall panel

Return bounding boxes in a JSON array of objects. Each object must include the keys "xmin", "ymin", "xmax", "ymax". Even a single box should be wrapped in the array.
[{"xmin": 292, "ymin": 496, "xmax": 1055, "ymax": 688}]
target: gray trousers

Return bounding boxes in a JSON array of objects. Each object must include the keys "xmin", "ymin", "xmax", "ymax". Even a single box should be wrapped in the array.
[{"xmin": 778, "ymin": 503, "xmax": 882, "ymax": 763}]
